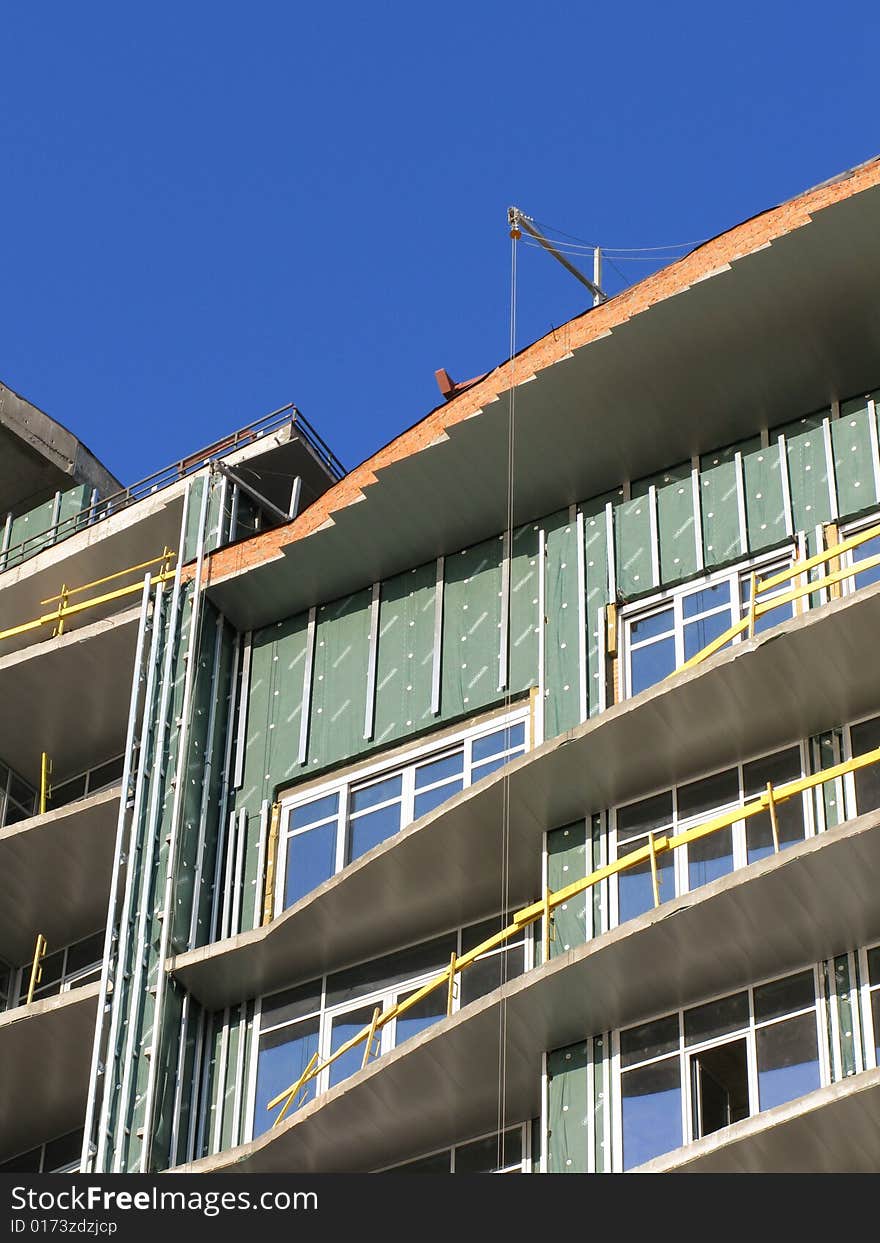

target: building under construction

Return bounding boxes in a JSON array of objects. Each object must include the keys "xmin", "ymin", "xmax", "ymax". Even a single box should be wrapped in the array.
[{"xmin": 2, "ymin": 157, "xmax": 880, "ymax": 1175}]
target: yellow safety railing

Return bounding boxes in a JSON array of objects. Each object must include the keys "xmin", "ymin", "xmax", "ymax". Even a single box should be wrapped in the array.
[
  {"xmin": 267, "ymin": 739, "xmax": 880, "ymax": 1126},
  {"xmin": 39, "ymin": 752, "xmax": 52, "ymax": 816},
  {"xmin": 0, "ymin": 549, "xmax": 176, "ymax": 645},
  {"xmin": 677, "ymin": 520, "xmax": 880, "ymax": 676},
  {"xmin": 26, "ymin": 934, "xmax": 48, "ymax": 1005}
]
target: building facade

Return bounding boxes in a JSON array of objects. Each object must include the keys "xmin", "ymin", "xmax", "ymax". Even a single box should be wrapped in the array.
[{"xmin": 2, "ymin": 157, "xmax": 880, "ymax": 1174}]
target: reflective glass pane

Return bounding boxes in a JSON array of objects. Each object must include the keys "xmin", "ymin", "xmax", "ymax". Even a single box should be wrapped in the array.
[
  {"xmin": 290, "ymin": 792, "xmax": 339, "ymax": 831},
  {"xmin": 66, "ymin": 932, "xmax": 104, "ymax": 975},
  {"xmin": 461, "ymin": 916, "xmax": 514, "ymax": 954},
  {"xmin": 756, "ymin": 1013, "xmax": 820, "ymax": 1111},
  {"xmin": 683, "ymin": 609, "xmax": 733, "ymax": 661},
  {"xmin": 684, "ymin": 991, "xmax": 749, "ymax": 1046},
  {"xmin": 43, "ymin": 1130, "xmax": 84, "ymax": 1173},
  {"xmin": 854, "ymin": 534, "xmax": 880, "ymax": 590},
  {"xmin": 678, "ymin": 768, "xmax": 739, "ymax": 821},
  {"xmin": 253, "ymin": 1018, "xmax": 319, "ymax": 1137},
  {"xmin": 326, "ymin": 934, "xmax": 456, "ymax": 1009},
  {"xmin": 459, "ymin": 947, "xmax": 524, "ymax": 1008},
  {"xmin": 630, "ymin": 609, "xmax": 673, "ymax": 644},
  {"xmin": 350, "ymin": 775, "xmax": 402, "ymax": 814},
  {"xmin": 868, "ymin": 946, "xmax": 880, "ymax": 986},
  {"xmin": 348, "ymin": 802, "xmax": 402, "ymax": 861},
  {"xmin": 620, "ymin": 1014, "xmax": 679, "ymax": 1069},
  {"xmin": 470, "ymin": 757, "xmax": 509, "ymax": 784},
  {"xmin": 388, "ymin": 1151, "xmax": 451, "ymax": 1173},
  {"xmin": 630, "ymin": 636, "xmax": 676, "ymax": 695},
  {"xmin": 754, "ymin": 970, "xmax": 815, "ymax": 1023},
  {"xmin": 395, "ymin": 987, "xmax": 447, "ymax": 1046},
  {"xmin": 852, "ymin": 717, "xmax": 880, "ymax": 815},
  {"xmin": 617, "ymin": 850, "xmax": 675, "ymax": 924},
  {"xmin": 284, "ymin": 821, "xmax": 337, "ymax": 908},
  {"xmin": 329, "ymin": 1004, "xmax": 377, "ymax": 1088},
  {"xmin": 261, "ymin": 979, "xmax": 322, "ymax": 1030},
  {"xmin": 621, "ymin": 1056, "xmax": 682, "ymax": 1170},
  {"xmin": 472, "ymin": 723, "xmax": 525, "ymax": 763},
  {"xmin": 617, "ymin": 792, "xmax": 674, "ymax": 842},
  {"xmin": 743, "ymin": 747, "xmax": 802, "ymax": 797},
  {"xmin": 414, "ymin": 779, "xmax": 464, "ymax": 820},
  {"xmin": 414, "ymin": 752, "xmax": 464, "ymax": 789},
  {"xmin": 744, "ymin": 750, "xmax": 805, "ymax": 862},
  {"xmin": 455, "ymin": 1126, "xmax": 522, "ymax": 1173},
  {"xmin": 683, "ymin": 581, "xmax": 731, "ymax": 619},
  {"xmin": 688, "ymin": 827, "xmax": 734, "ymax": 890}
]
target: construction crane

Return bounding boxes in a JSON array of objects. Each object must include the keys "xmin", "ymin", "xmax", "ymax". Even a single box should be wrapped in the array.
[{"xmin": 508, "ymin": 206, "xmax": 606, "ymax": 307}]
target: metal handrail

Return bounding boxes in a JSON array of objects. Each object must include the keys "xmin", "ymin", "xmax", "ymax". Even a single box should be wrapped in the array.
[
  {"xmin": 267, "ymin": 739, "xmax": 880, "ymax": 1125},
  {"xmin": 0, "ymin": 402, "xmax": 346, "ymax": 574}
]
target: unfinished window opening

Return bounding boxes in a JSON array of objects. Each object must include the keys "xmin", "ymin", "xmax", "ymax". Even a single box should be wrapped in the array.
[{"xmin": 690, "ymin": 1038, "xmax": 749, "ymax": 1138}]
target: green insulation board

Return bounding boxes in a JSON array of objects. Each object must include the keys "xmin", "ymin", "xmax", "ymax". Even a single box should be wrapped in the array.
[
  {"xmin": 833, "ymin": 956, "xmax": 858, "ymax": 1079},
  {"xmin": 220, "ymin": 1005, "xmax": 243, "ymax": 1152},
  {"xmin": 440, "ymin": 536, "xmax": 503, "ymax": 720},
  {"xmin": 544, "ymin": 511, "xmax": 581, "ymax": 738},
  {"xmin": 582, "ymin": 499, "xmax": 611, "ymax": 718},
  {"xmin": 546, "ymin": 1042, "xmax": 589, "ymax": 1173},
  {"xmin": 547, "ymin": 821, "xmax": 587, "ymax": 957},
  {"xmin": 614, "ymin": 496, "xmax": 653, "ymax": 600},
  {"xmin": 782, "ymin": 413, "xmax": 833, "ymax": 530},
  {"xmin": 634, "ymin": 463, "xmax": 697, "ymax": 586},
  {"xmin": 699, "ymin": 439, "xmax": 756, "ymax": 569},
  {"xmin": 509, "ymin": 522, "xmax": 540, "ymax": 696},
  {"xmin": 240, "ymin": 613, "xmax": 310, "ymax": 811},
  {"xmin": 742, "ymin": 441, "xmax": 788, "ymax": 553},
  {"xmin": 372, "ymin": 561, "xmax": 437, "ymax": 748},
  {"xmin": 833, "ymin": 398, "xmax": 879, "ymax": 519},
  {"xmin": 307, "ymin": 588, "xmax": 373, "ymax": 769}
]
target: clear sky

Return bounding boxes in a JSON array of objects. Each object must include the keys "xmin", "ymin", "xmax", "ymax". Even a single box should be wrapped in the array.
[{"xmin": 1, "ymin": 3, "xmax": 877, "ymax": 486}]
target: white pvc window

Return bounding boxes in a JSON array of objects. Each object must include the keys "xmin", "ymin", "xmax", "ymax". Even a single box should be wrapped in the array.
[
  {"xmin": 857, "ymin": 944, "xmax": 880, "ymax": 1070},
  {"xmin": 277, "ymin": 707, "xmax": 530, "ymax": 915},
  {"xmin": 249, "ymin": 915, "xmax": 532, "ymax": 1141},
  {"xmin": 841, "ymin": 510, "xmax": 880, "ymax": 594},
  {"xmin": 12, "ymin": 930, "xmax": 104, "ymax": 1009},
  {"xmin": 609, "ymin": 741, "xmax": 812, "ymax": 928},
  {"xmin": 377, "ymin": 1121, "xmax": 533, "ymax": 1173},
  {"xmin": 621, "ymin": 548, "xmax": 796, "ymax": 699},
  {"xmin": 612, "ymin": 966, "xmax": 827, "ymax": 1171}
]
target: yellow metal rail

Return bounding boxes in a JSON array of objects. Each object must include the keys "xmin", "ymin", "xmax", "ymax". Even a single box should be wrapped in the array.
[
  {"xmin": 677, "ymin": 520, "xmax": 880, "ymax": 676},
  {"xmin": 0, "ymin": 549, "xmax": 176, "ymax": 646},
  {"xmin": 267, "ymin": 739, "xmax": 880, "ymax": 1125},
  {"xmin": 25, "ymin": 934, "xmax": 48, "ymax": 1006}
]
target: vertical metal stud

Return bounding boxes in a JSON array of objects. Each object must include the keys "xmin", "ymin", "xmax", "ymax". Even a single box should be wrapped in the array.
[
  {"xmin": 430, "ymin": 557, "xmax": 444, "ymax": 716},
  {"xmin": 363, "ymin": 583, "xmax": 381, "ymax": 740}
]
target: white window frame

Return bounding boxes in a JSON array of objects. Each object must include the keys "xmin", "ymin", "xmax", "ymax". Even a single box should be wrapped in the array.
[
  {"xmin": 246, "ymin": 917, "xmax": 533, "ymax": 1144},
  {"xmin": 375, "ymin": 1120, "xmax": 533, "ymax": 1173},
  {"xmin": 857, "ymin": 942, "xmax": 880, "ymax": 1071},
  {"xmin": 608, "ymin": 738, "xmax": 814, "ymax": 930},
  {"xmin": 275, "ymin": 704, "xmax": 531, "ymax": 918},
  {"xmin": 610, "ymin": 963, "xmax": 829, "ymax": 1171},
  {"xmin": 620, "ymin": 545, "xmax": 797, "ymax": 701},
  {"xmin": 12, "ymin": 931, "xmax": 104, "ymax": 1009},
  {"xmin": 840, "ymin": 508, "xmax": 880, "ymax": 597}
]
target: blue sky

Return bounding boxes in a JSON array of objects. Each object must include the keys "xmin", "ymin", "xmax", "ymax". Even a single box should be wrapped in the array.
[{"xmin": 1, "ymin": 4, "xmax": 877, "ymax": 485}]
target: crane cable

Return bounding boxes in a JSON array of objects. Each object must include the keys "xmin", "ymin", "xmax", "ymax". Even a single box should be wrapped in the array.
[{"xmin": 496, "ymin": 219, "xmax": 518, "ymax": 1170}]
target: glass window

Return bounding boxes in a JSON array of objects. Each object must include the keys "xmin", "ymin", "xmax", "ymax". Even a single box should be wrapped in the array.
[
  {"xmin": 630, "ymin": 636, "xmax": 676, "ymax": 695},
  {"xmin": 621, "ymin": 1057, "xmax": 682, "ymax": 1170},
  {"xmin": 253, "ymin": 1018, "xmax": 320, "ymax": 1137},
  {"xmin": 617, "ymin": 843, "xmax": 675, "ymax": 923},
  {"xmin": 395, "ymin": 987, "xmax": 447, "ymax": 1046},
  {"xmin": 472, "ymin": 723, "xmax": 525, "ymax": 764},
  {"xmin": 261, "ymin": 980, "xmax": 322, "ymax": 1030},
  {"xmin": 617, "ymin": 792, "xmax": 673, "ymax": 843},
  {"xmin": 325, "ymin": 935, "xmax": 455, "ymax": 1010},
  {"xmin": 414, "ymin": 781, "xmax": 463, "ymax": 820},
  {"xmin": 743, "ymin": 748, "xmax": 805, "ymax": 862},
  {"xmin": 756, "ymin": 1013, "xmax": 820, "ymax": 1111},
  {"xmin": 329, "ymin": 1004, "xmax": 377, "ymax": 1088},
  {"xmin": 290, "ymin": 792, "xmax": 339, "ymax": 831},
  {"xmin": 284, "ymin": 821, "xmax": 337, "ymax": 907},
  {"xmin": 630, "ymin": 608, "xmax": 674, "ymax": 644},
  {"xmin": 415, "ymin": 753, "xmax": 463, "ymax": 789},
  {"xmin": 852, "ymin": 532, "xmax": 880, "ymax": 590},
  {"xmin": 350, "ymin": 775, "xmax": 402, "ymax": 814},
  {"xmin": 683, "ymin": 582, "xmax": 731, "ymax": 619},
  {"xmin": 620, "ymin": 1014, "xmax": 679, "ymax": 1069},
  {"xmin": 677, "ymin": 769, "xmax": 739, "ymax": 821},
  {"xmin": 687, "ymin": 826, "xmax": 734, "ymax": 890},
  {"xmin": 851, "ymin": 717, "xmax": 880, "ymax": 816},
  {"xmin": 348, "ymin": 801, "xmax": 402, "ymax": 862},
  {"xmin": 753, "ymin": 970, "xmax": 815, "ymax": 1023},
  {"xmin": 459, "ymin": 946, "xmax": 524, "ymax": 1008},
  {"xmin": 684, "ymin": 991, "xmax": 749, "ymax": 1046},
  {"xmin": 691, "ymin": 1038, "xmax": 749, "ymax": 1137},
  {"xmin": 455, "ymin": 1126, "xmax": 522, "ymax": 1173},
  {"xmin": 43, "ymin": 1129, "xmax": 84, "ymax": 1173}
]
